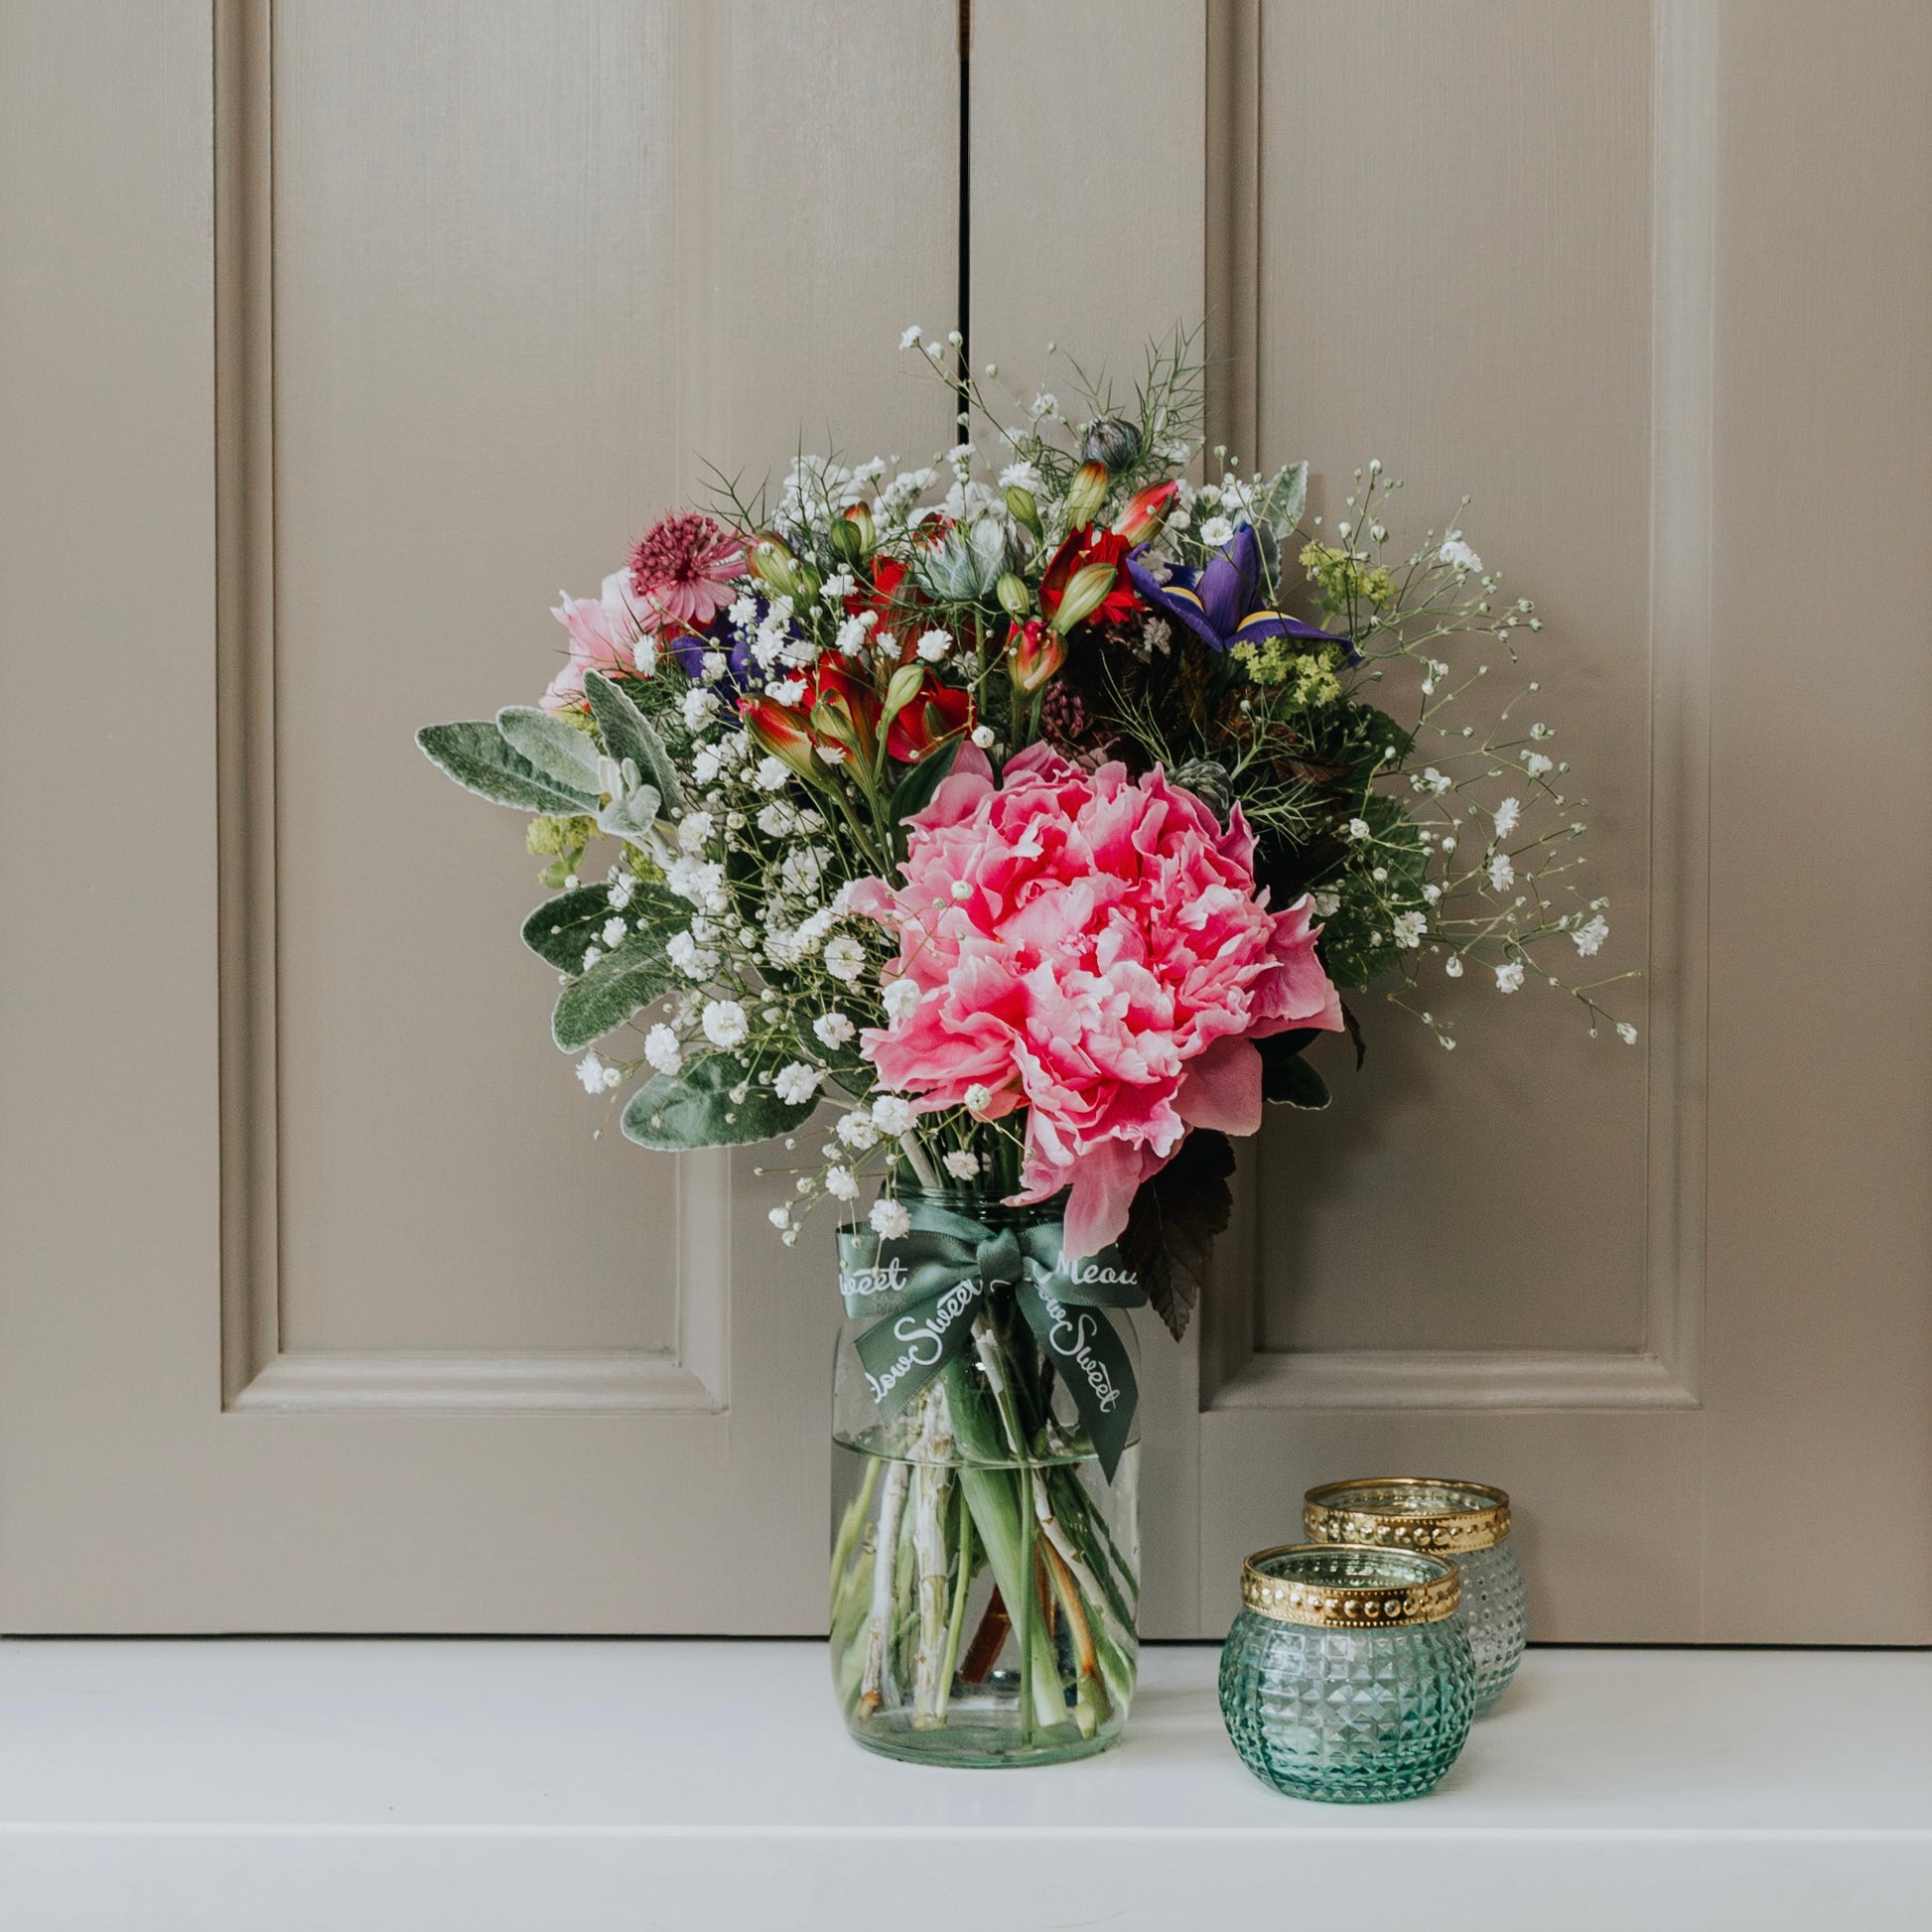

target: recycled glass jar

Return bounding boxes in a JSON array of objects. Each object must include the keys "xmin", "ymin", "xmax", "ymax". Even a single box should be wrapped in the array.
[
  {"xmin": 1305, "ymin": 1477, "xmax": 1525, "ymax": 1712},
  {"xmin": 1218, "ymin": 1544, "xmax": 1474, "ymax": 1803}
]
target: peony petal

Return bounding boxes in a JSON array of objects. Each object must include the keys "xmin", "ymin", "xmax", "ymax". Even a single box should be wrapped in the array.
[{"xmin": 1173, "ymin": 1035, "xmax": 1263, "ymax": 1137}]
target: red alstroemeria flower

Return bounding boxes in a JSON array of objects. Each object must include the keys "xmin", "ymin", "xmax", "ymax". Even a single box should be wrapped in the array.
[
  {"xmin": 1006, "ymin": 618, "xmax": 1064, "ymax": 695},
  {"xmin": 886, "ymin": 675, "xmax": 973, "ymax": 763},
  {"xmin": 742, "ymin": 656, "xmax": 885, "ymax": 774},
  {"xmin": 1113, "ymin": 480, "xmax": 1179, "ymax": 546},
  {"xmin": 1038, "ymin": 525, "xmax": 1137, "ymax": 629}
]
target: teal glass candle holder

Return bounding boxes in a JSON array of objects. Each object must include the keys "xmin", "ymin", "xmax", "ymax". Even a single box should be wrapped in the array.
[
  {"xmin": 1218, "ymin": 1544, "xmax": 1474, "ymax": 1803},
  {"xmin": 1305, "ymin": 1477, "xmax": 1526, "ymax": 1713}
]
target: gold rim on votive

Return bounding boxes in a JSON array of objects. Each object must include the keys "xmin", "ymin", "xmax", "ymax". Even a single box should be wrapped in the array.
[
  {"xmin": 1303, "ymin": 1476, "xmax": 1511, "ymax": 1555},
  {"xmin": 1240, "ymin": 1543, "xmax": 1460, "ymax": 1629}
]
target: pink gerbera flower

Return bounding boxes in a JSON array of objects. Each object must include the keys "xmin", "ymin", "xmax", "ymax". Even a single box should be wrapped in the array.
[{"xmin": 628, "ymin": 513, "xmax": 746, "ymax": 629}]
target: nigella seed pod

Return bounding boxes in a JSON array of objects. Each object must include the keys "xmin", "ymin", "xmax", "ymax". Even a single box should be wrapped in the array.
[
  {"xmin": 1079, "ymin": 415, "xmax": 1143, "ymax": 473},
  {"xmin": 1172, "ymin": 758, "xmax": 1234, "ymax": 820}
]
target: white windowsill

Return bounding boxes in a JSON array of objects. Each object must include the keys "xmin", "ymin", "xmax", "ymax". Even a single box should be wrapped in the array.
[{"xmin": 1, "ymin": 1640, "xmax": 1926, "ymax": 1929}]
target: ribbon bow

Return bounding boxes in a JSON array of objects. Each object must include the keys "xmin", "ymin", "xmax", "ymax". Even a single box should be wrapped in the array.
[{"xmin": 838, "ymin": 1199, "xmax": 1143, "ymax": 1480}]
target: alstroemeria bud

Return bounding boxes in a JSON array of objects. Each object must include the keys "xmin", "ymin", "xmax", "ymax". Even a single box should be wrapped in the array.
[
  {"xmin": 751, "ymin": 537, "xmax": 799, "ymax": 599},
  {"xmin": 1079, "ymin": 415, "xmax": 1143, "ymax": 472},
  {"xmin": 996, "ymin": 572, "xmax": 1033, "ymax": 621},
  {"xmin": 1004, "ymin": 483, "xmax": 1042, "ymax": 536},
  {"xmin": 1062, "ymin": 460, "xmax": 1109, "ymax": 529},
  {"xmin": 1006, "ymin": 619, "xmax": 1064, "ymax": 695},
  {"xmin": 880, "ymin": 659, "xmax": 927, "ymax": 724},
  {"xmin": 1049, "ymin": 559, "xmax": 1121, "ymax": 635},
  {"xmin": 741, "ymin": 696, "xmax": 818, "ymax": 779},
  {"xmin": 827, "ymin": 516, "xmax": 865, "ymax": 565},
  {"xmin": 1113, "ymin": 480, "xmax": 1178, "ymax": 546},
  {"xmin": 842, "ymin": 501, "xmax": 877, "ymax": 554}
]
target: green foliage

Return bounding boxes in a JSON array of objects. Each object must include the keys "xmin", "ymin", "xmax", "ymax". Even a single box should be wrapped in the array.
[
  {"xmin": 621, "ymin": 1053, "xmax": 816, "ymax": 1150},
  {"xmin": 887, "ymin": 737, "xmax": 961, "ymax": 861},
  {"xmin": 416, "ymin": 721, "xmax": 596, "ymax": 816},
  {"xmin": 495, "ymin": 706, "xmax": 605, "ymax": 793},
  {"xmin": 584, "ymin": 671, "xmax": 683, "ymax": 811},
  {"xmin": 551, "ymin": 936, "xmax": 681, "ymax": 1051},
  {"xmin": 1118, "ymin": 1127, "xmax": 1235, "ymax": 1343},
  {"xmin": 520, "ymin": 885, "xmax": 612, "ymax": 971},
  {"xmin": 1258, "ymin": 1035, "xmax": 1330, "ymax": 1108}
]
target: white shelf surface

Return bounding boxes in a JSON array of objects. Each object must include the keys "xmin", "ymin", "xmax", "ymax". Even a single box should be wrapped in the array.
[{"xmin": 1, "ymin": 1639, "xmax": 1927, "ymax": 1929}]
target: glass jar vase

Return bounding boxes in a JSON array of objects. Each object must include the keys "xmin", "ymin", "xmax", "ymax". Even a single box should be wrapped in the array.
[
  {"xmin": 830, "ymin": 1190, "xmax": 1142, "ymax": 1767},
  {"xmin": 1304, "ymin": 1476, "xmax": 1526, "ymax": 1712},
  {"xmin": 1218, "ymin": 1544, "xmax": 1475, "ymax": 1802}
]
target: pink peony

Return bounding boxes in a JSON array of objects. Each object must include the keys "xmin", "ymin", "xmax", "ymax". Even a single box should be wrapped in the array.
[
  {"xmin": 628, "ymin": 512, "xmax": 746, "ymax": 629},
  {"xmin": 541, "ymin": 572, "xmax": 655, "ymax": 713},
  {"xmin": 852, "ymin": 745, "xmax": 1343, "ymax": 1258}
]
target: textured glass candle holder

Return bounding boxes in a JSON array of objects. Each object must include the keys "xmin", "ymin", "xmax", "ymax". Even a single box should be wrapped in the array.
[
  {"xmin": 1304, "ymin": 1477, "xmax": 1526, "ymax": 1712},
  {"xmin": 1218, "ymin": 1545, "xmax": 1475, "ymax": 1803}
]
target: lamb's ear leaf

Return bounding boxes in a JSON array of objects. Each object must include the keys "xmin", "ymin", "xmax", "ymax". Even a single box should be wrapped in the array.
[
  {"xmin": 417, "ymin": 721, "xmax": 598, "ymax": 814},
  {"xmin": 597, "ymin": 783, "xmax": 662, "ymax": 844},
  {"xmin": 584, "ymin": 671, "xmax": 683, "ymax": 811},
  {"xmin": 621, "ymin": 1053, "xmax": 815, "ymax": 1151},
  {"xmin": 496, "ymin": 706, "xmax": 605, "ymax": 792},
  {"xmin": 521, "ymin": 886, "xmax": 612, "ymax": 971},
  {"xmin": 1118, "ymin": 1128, "xmax": 1235, "ymax": 1343},
  {"xmin": 1259, "ymin": 1034, "xmax": 1331, "ymax": 1109},
  {"xmin": 550, "ymin": 936, "xmax": 681, "ymax": 1051}
]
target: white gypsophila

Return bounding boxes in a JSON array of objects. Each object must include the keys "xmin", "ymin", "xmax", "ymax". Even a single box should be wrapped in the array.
[
  {"xmin": 943, "ymin": 1150, "xmax": 979, "ymax": 1180},
  {"xmin": 796, "ymin": 907, "xmax": 837, "ymax": 947},
  {"xmin": 728, "ymin": 594, "xmax": 758, "ymax": 627},
  {"xmin": 643, "ymin": 1025, "xmax": 683, "ymax": 1074},
  {"xmin": 774, "ymin": 1062, "xmax": 820, "ymax": 1106},
  {"xmin": 818, "ymin": 744, "xmax": 848, "ymax": 766},
  {"xmin": 870, "ymin": 1198, "xmax": 912, "ymax": 1240},
  {"xmin": 881, "ymin": 978, "xmax": 920, "ymax": 1024},
  {"xmin": 871, "ymin": 1095, "xmax": 915, "ymax": 1137},
  {"xmin": 666, "ymin": 930, "xmax": 718, "ymax": 979},
  {"xmin": 1346, "ymin": 818, "xmax": 1372, "ymax": 841},
  {"xmin": 817, "ymin": 571, "xmax": 857, "ymax": 603},
  {"xmin": 914, "ymin": 627, "xmax": 951, "ymax": 663},
  {"xmin": 1392, "ymin": 911, "xmax": 1427, "ymax": 949},
  {"xmin": 963, "ymin": 1083, "xmax": 992, "ymax": 1115},
  {"xmin": 1492, "ymin": 796, "xmax": 1521, "ymax": 839},
  {"xmin": 755, "ymin": 756, "xmax": 790, "ymax": 793},
  {"xmin": 834, "ymin": 615, "xmax": 872, "ymax": 658},
  {"xmin": 682, "ymin": 686, "xmax": 720, "ymax": 733},
  {"xmin": 678, "ymin": 811, "xmax": 715, "ymax": 853},
  {"xmin": 760, "ymin": 926, "xmax": 802, "ymax": 969},
  {"xmin": 667, "ymin": 856, "xmax": 728, "ymax": 911},
  {"xmin": 600, "ymin": 915, "xmax": 627, "ymax": 948},
  {"xmin": 691, "ymin": 748, "xmax": 722, "ymax": 784},
  {"xmin": 1523, "ymin": 751, "xmax": 1554, "ymax": 778},
  {"xmin": 758, "ymin": 802, "xmax": 795, "ymax": 837},
  {"xmin": 899, "ymin": 324, "xmax": 923, "ymax": 350},
  {"xmin": 766, "ymin": 677, "xmax": 806, "ymax": 707},
  {"xmin": 608, "ymin": 873, "xmax": 634, "ymax": 912},
  {"xmin": 700, "ymin": 651, "xmax": 728, "ymax": 683},
  {"xmin": 1494, "ymin": 962, "xmax": 1525, "ymax": 994},
  {"xmin": 970, "ymin": 726, "xmax": 996, "ymax": 750},
  {"xmin": 1414, "ymin": 766, "xmax": 1452, "ymax": 797},
  {"xmin": 1616, "ymin": 1023, "xmax": 1639, "ymax": 1045},
  {"xmin": 702, "ymin": 999, "xmax": 749, "ymax": 1048},
  {"xmin": 1311, "ymin": 889, "xmax": 1341, "ymax": 917},
  {"xmin": 998, "ymin": 459, "xmax": 1043, "ymax": 494},
  {"xmin": 780, "ymin": 848, "xmax": 828, "ymax": 900},
  {"xmin": 825, "ymin": 1165, "xmax": 860, "ymax": 1201},
  {"xmin": 1439, "ymin": 533, "xmax": 1483, "ymax": 574},
  {"xmin": 1444, "ymin": 955, "xmax": 1464, "ymax": 978},
  {"xmin": 836, "ymin": 1110, "xmax": 880, "ymax": 1151},
  {"xmin": 1572, "ymin": 913, "xmax": 1610, "ymax": 958},
  {"xmin": 822, "ymin": 933, "xmax": 866, "ymax": 982},
  {"xmin": 1487, "ymin": 851, "xmax": 1516, "ymax": 892},
  {"xmin": 576, "ymin": 1051, "xmax": 610, "ymax": 1094},
  {"xmin": 1196, "ymin": 514, "xmax": 1235, "ymax": 548},
  {"xmin": 582, "ymin": 945, "xmax": 603, "ymax": 970},
  {"xmin": 813, "ymin": 1011, "xmax": 856, "ymax": 1048},
  {"xmin": 767, "ymin": 1206, "xmax": 790, "ymax": 1230}
]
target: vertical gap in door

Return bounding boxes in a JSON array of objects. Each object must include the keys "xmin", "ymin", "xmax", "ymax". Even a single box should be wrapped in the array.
[{"xmin": 954, "ymin": 0, "xmax": 972, "ymax": 420}]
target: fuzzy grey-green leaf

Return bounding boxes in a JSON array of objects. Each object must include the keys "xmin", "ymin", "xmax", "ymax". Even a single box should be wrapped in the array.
[
  {"xmin": 597, "ymin": 783, "xmax": 662, "ymax": 844},
  {"xmin": 521, "ymin": 885, "xmax": 612, "ymax": 972},
  {"xmin": 621, "ymin": 1054, "xmax": 815, "ymax": 1151},
  {"xmin": 417, "ymin": 721, "xmax": 598, "ymax": 815},
  {"xmin": 584, "ymin": 672, "xmax": 682, "ymax": 811},
  {"xmin": 497, "ymin": 706, "xmax": 604, "ymax": 792},
  {"xmin": 551, "ymin": 937, "xmax": 680, "ymax": 1051}
]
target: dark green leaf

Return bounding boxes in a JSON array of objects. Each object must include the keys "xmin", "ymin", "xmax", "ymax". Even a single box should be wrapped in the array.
[
  {"xmin": 1259, "ymin": 1035, "xmax": 1330, "ymax": 1109},
  {"xmin": 621, "ymin": 1053, "xmax": 816, "ymax": 1151},
  {"xmin": 417, "ymin": 721, "xmax": 598, "ymax": 815},
  {"xmin": 1118, "ymin": 1128, "xmax": 1235, "ymax": 1343},
  {"xmin": 521, "ymin": 886, "xmax": 612, "ymax": 971},
  {"xmin": 496, "ymin": 706, "xmax": 604, "ymax": 792},
  {"xmin": 551, "ymin": 935, "xmax": 680, "ymax": 1051},
  {"xmin": 888, "ymin": 736, "xmax": 962, "ymax": 862},
  {"xmin": 584, "ymin": 671, "xmax": 683, "ymax": 810}
]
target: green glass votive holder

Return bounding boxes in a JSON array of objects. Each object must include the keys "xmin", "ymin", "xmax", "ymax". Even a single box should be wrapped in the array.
[
  {"xmin": 1218, "ymin": 1544, "xmax": 1475, "ymax": 1803},
  {"xmin": 1305, "ymin": 1476, "xmax": 1526, "ymax": 1713}
]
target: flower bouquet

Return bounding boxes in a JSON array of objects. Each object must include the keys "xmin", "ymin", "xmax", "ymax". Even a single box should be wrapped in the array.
[{"xmin": 419, "ymin": 329, "xmax": 1631, "ymax": 1765}]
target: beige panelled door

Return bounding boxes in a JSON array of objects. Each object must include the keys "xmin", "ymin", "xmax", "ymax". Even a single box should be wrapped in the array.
[
  {"xmin": 3, "ymin": 0, "xmax": 1928, "ymax": 1640},
  {"xmin": 0, "ymin": 0, "xmax": 956, "ymax": 1631}
]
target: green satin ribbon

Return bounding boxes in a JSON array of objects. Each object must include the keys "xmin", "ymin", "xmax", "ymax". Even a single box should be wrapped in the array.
[{"xmin": 838, "ymin": 1199, "xmax": 1143, "ymax": 1481}]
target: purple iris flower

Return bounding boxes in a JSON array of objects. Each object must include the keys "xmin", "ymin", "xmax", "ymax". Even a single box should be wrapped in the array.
[
  {"xmin": 665, "ymin": 595, "xmax": 790, "ymax": 696},
  {"xmin": 1127, "ymin": 523, "xmax": 1354, "ymax": 661}
]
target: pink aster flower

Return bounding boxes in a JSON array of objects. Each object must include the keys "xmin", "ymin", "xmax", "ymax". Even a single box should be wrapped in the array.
[
  {"xmin": 541, "ymin": 572, "xmax": 655, "ymax": 713},
  {"xmin": 852, "ymin": 745, "xmax": 1343, "ymax": 1259},
  {"xmin": 628, "ymin": 512, "xmax": 747, "ymax": 629}
]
